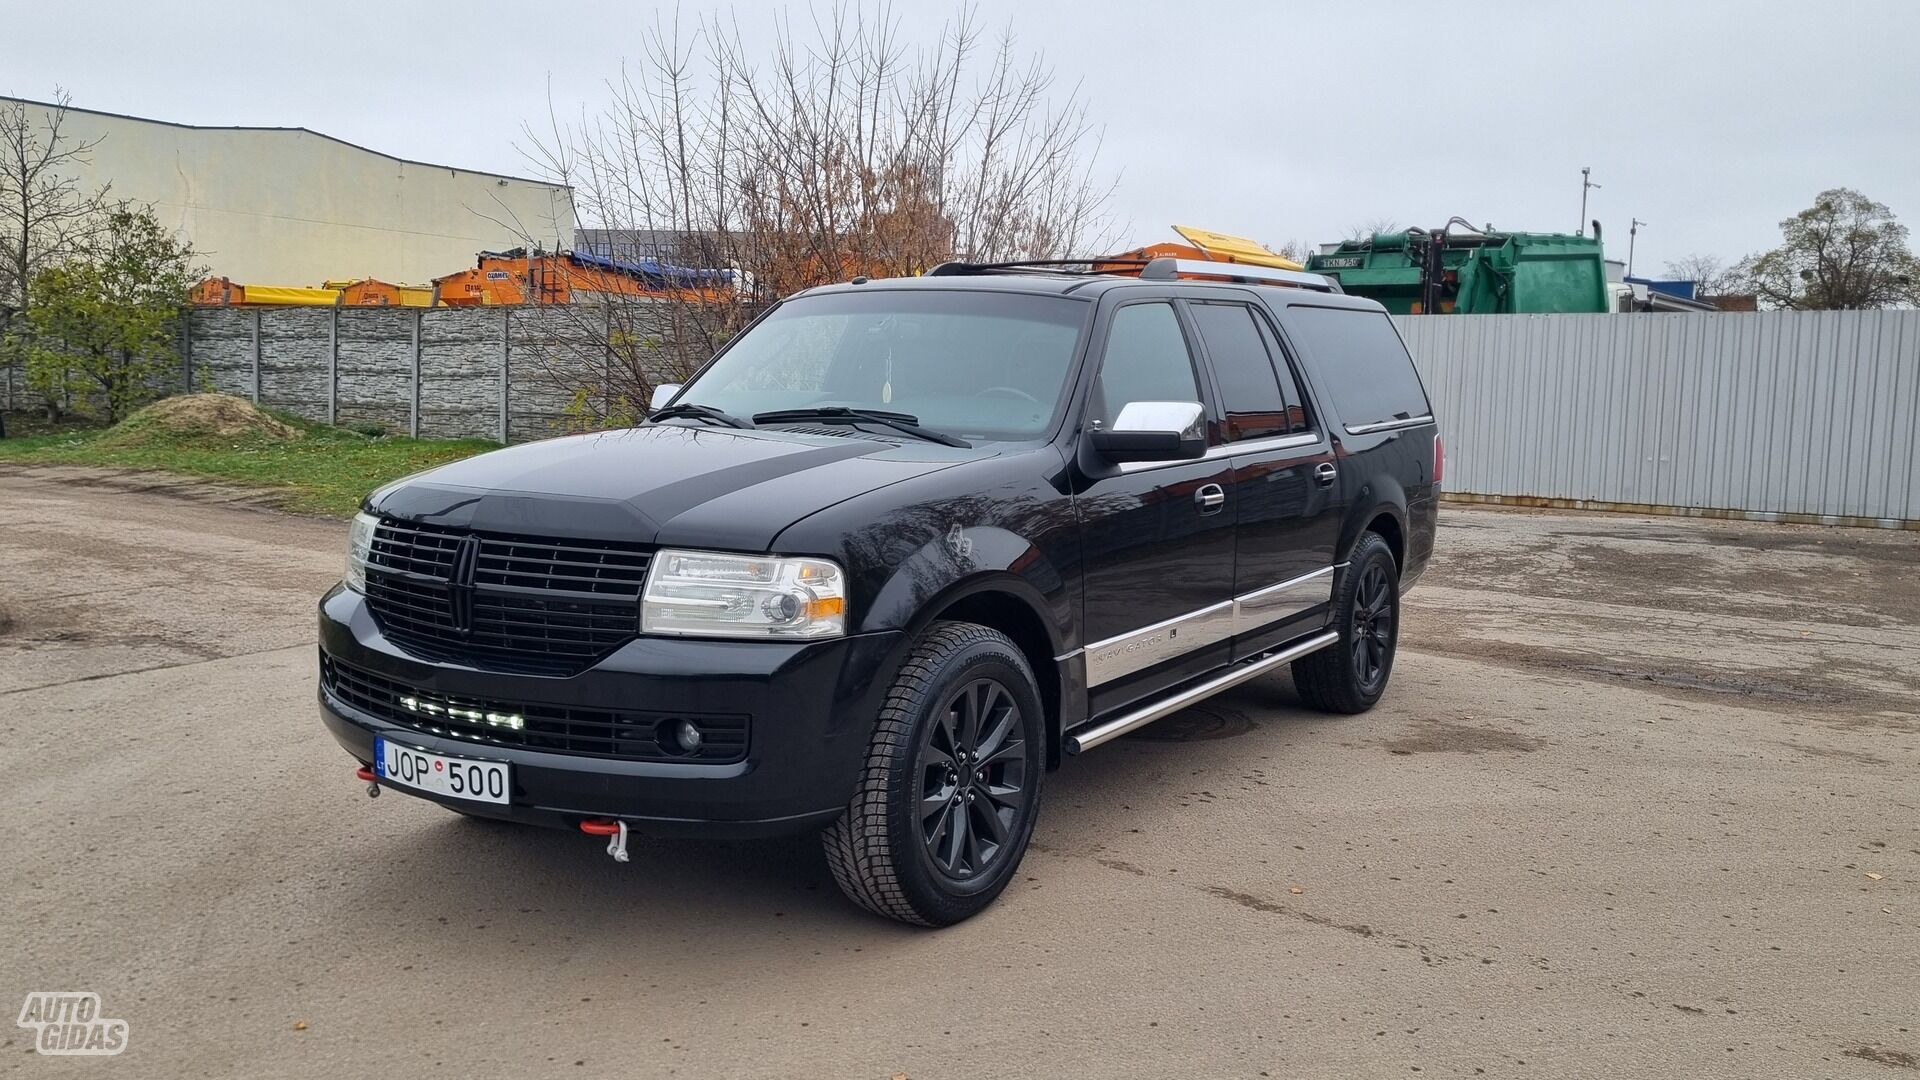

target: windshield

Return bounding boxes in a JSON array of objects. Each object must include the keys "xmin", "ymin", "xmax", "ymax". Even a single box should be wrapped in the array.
[{"xmin": 676, "ymin": 289, "xmax": 1089, "ymax": 441}]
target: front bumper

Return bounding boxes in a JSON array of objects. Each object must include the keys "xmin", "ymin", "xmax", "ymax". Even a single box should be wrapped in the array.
[{"xmin": 317, "ymin": 585, "xmax": 907, "ymax": 837}]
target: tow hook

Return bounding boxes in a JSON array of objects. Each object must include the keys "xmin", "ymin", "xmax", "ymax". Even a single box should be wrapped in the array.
[
  {"xmin": 355, "ymin": 765, "xmax": 380, "ymax": 798},
  {"xmin": 580, "ymin": 818, "xmax": 629, "ymax": 863}
]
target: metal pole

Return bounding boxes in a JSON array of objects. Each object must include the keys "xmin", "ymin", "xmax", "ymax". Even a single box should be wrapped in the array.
[
  {"xmin": 409, "ymin": 309, "xmax": 421, "ymax": 438},
  {"xmin": 499, "ymin": 308, "xmax": 510, "ymax": 443},
  {"xmin": 250, "ymin": 310, "xmax": 262, "ymax": 403},
  {"xmin": 1579, "ymin": 167, "xmax": 1600, "ymax": 236},
  {"xmin": 1627, "ymin": 218, "xmax": 1647, "ymax": 278},
  {"xmin": 327, "ymin": 307, "xmax": 338, "ymax": 426}
]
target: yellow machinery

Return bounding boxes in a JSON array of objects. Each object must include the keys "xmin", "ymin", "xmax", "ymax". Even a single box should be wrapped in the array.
[{"xmin": 1098, "ymin": 225, "xmax": 1306, "ymax": 274}]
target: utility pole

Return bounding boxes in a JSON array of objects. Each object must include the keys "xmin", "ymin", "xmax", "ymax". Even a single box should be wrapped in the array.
[
  {"xmin": 1580, "ymin": 167, "xmax": 1601, "ymax": 235},
  {"xmin": 1628, "ymin": 218, "xmax": 1647, "ymax": 277}
]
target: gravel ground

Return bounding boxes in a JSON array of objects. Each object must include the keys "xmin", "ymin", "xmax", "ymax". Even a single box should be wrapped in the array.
[{"xmin": 2, "ymin": 467, "xmax": 1915, "ymax": 1079}]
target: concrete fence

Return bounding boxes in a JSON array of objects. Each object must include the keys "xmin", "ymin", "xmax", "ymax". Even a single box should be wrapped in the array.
[
  {"xmin": 176, "ymin": 304, "xmax": 681, "ymax": 443},
  {"xmin": 1395, "ymin": 310, "xmax": 1920, "ymax": 527}
]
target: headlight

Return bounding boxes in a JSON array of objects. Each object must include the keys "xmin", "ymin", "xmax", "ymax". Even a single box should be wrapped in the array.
[
  {"xmin": 344, "ymin": 511, "xmax": 378, "ymax": 592},
  {"xmin": 641, "ymin": 549, "xmax": 846, "ymax": 639}
]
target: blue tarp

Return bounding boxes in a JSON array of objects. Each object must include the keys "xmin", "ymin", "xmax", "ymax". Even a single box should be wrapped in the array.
[{"xmin": 566, "ymin": 251, "xmax": 734, "ymax": 288}]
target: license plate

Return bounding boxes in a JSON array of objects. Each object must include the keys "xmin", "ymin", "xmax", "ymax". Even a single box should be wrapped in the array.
[{"xmin": 375, "ymin": 738, "xmax": 510, "ymax": 804}]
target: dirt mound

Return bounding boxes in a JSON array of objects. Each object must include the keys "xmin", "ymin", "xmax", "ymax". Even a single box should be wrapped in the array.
[{"xmin": 99, "ymin": 394, "xmax": 301, "ymax": 446}]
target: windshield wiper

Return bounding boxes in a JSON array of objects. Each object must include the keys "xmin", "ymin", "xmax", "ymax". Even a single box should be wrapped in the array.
[
  {"xmin": 752, "ymin": 407, "xmax": 971, "ymax": 448},
  {"xmin": 649, "ymin": 402, "xmax": 754, "ymax": 429}
]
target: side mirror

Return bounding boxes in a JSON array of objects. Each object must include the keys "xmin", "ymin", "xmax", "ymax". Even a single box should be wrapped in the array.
[
  {"xmin": 1089, "ymin": 401, "xmax": 1207, "ymax": 463},
  {"xmin": 648, "ymin": 383, "xmax": 682, "ymax": 412}
]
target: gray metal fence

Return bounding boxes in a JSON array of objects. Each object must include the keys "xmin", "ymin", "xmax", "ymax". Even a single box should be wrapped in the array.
[{"xmin": 1393, "ymin": 311, "xmax": 1920, "ymax": 527}]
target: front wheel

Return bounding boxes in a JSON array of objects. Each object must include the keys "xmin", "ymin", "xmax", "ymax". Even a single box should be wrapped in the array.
[
  {"xmin": 1291, "ymin": 531, "xmax": 1400, "ymax": 714},
  {"xmin": 823, "ymin": 622, "xmax": 1045, "ymax": 926}
]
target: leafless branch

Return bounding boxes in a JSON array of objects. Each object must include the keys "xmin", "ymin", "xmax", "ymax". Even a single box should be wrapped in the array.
[{"xmin": 511, "ymin": 1, "xmax": 1117, "ymax": 426}]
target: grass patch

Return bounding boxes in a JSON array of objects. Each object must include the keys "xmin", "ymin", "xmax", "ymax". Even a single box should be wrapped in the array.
[{"xmin": 0, "ymin": 398, "xmax": 496, "ymax": 516}]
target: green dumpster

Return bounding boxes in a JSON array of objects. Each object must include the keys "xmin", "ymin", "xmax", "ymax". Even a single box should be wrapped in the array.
[{"xmin": 1308, "ymin": 227, "xmax": 1609, "ymax": 314}]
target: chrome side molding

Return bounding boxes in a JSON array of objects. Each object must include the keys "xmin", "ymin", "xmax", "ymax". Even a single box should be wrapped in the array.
[
  {"xmin": 1233, "ymin": 565, "xmax": 1334, "ymax": 632},
  {"xmin": 1081, "ymin": 566, "xmax": 1336, "ymax": 687},
  {"xmin": 1064, "ymin": 630, "xmax": 1340, "ymax": 754},
  {"xmin": 1083, "ymin": 601, "xmax": 1235, "ymax": 688}
]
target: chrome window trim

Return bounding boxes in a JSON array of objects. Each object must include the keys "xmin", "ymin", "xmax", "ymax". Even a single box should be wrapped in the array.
[
  {"xmin": 1343, "ymin": 415, "xmax": 1435, "ymax": 436},
  {"xmin": 1114, "ymin": 430, "xmax": 1321, "ymax": 474},
  {"xmin": 1080, "ymin": 565, "xmax": 1339, "ymax": 686}
]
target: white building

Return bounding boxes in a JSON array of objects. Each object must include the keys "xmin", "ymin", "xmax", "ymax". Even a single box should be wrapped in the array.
[{"xmin": 7, "ymin": 96, "xmax": 576, "ymax": 286}]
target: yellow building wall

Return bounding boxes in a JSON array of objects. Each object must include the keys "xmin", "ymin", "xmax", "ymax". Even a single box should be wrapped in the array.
[{"xmin": 20, "ymin": 100, "xmax": 575, "ymax": 286}]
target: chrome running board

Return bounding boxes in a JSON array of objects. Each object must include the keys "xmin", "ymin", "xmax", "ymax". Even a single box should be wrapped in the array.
[{"xmin": 1063, "ymin": 630, "xmax": 1340, "ymax": 754}]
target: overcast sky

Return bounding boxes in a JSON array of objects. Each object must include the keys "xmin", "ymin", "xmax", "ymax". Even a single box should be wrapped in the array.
[{"xmin": 11, "ymin": 1, "xmax": 1920, "ymax": 276}]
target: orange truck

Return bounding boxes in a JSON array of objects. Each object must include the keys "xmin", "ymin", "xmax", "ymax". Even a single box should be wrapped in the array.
[
  {"xmin": 430, "ymin": 250, "xmax": 737, "ymax": 306},
  {"xmin": 191, "ymin": 277, "xmax": 432, "ymax": 307},
  {"xmin": 190, "ymin": 277, "xmax": 342, "ymax": 307}
]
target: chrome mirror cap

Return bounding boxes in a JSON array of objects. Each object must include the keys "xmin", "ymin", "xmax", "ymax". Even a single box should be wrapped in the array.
[
  {"xmin": 648, "ymin": 383, "xmax": 683, "ymax": 412},
  {"xmin": 1092, "ymin": 400, "xmax": 1207, "ymax": 463},
  {"xmin": 1110, "ymin": 400, "xmax": 1205, "ymax": 439}
]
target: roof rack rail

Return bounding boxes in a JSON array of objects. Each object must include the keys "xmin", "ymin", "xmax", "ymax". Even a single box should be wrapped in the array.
[
  {"xmin": 1138, "ymin": 258, "xmax": 1342, "ymax": 293},
  {"xmin": 925, "ymin": 259, "xmax": 1140, "ymax": 277},
  {"xmin": 923, "ymin": 256, "xmax": 1340, "ymax": 293}
]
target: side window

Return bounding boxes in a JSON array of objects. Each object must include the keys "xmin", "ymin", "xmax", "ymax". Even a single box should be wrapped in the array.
[
  {"xmin": 1091, "ymin": 302, "xmax": 1202, "ymax": 426},
  {"xmin": 1189, "ymin": 302, "xmax": 1292, "ymax": 441},
  {"xmin": 1252, "ymin": 313, "xmax": 1314, "ymax": 434},
  {"xmin": 1284, "ymin": 306, "xmax": 1431, "ymax": 430}
]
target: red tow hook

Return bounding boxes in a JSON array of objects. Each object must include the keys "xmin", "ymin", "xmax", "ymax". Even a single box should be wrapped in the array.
[
  {"xmin": 355, "ymin": 765, "xmax": 380, "ymax": 798},
  {"xmin": 580, "ymin": 818, "xmax": 630, "ymax": 863}
]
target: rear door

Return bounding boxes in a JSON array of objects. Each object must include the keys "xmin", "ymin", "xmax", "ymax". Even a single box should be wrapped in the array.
[
  {"xmin": 1073, "ymin": 298, "xmax": 1238, "ymax": 716},
  {"xmin": 1183, "ymin": 298, "xmax": 1343, "ymax": 656}
]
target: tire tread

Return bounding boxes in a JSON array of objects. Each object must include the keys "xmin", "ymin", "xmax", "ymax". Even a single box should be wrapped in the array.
[
  {"xmin": 1292, "ymin": 531, "xmax": 1398, "ymax": 715},
  {"xmin": 822, "ymin": 621, "xmax": 1032, "ymax": 926}
]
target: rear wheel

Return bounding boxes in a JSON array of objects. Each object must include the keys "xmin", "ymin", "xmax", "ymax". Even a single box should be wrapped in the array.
[
  {"xmin": 823, "ymin": 622, "xmax": 1045, "ymax": 926},
  {"xmin": 1292, "ymin": 531, "xmax": 1400, "ymax": 714}
]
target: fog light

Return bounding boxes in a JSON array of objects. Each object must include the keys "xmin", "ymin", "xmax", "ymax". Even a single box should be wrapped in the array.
[{"xmin": 671, "ymin": 719, "xmax": 703, "ymax": 754}]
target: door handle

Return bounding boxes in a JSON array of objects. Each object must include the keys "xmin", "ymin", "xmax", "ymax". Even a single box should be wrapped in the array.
[
  {"xmin": 1195, "ymin": 483, "xmax": 1226, "ymax": 513},
  {"xmin": 1314, "ymin": 462, "xmax": 1338, "ymax": 486}
]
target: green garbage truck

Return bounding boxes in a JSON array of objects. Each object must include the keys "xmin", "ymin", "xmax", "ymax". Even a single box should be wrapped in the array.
[{"xmin": 1306, "ymin": 219, "xmax": 1611, "ymax": 314}]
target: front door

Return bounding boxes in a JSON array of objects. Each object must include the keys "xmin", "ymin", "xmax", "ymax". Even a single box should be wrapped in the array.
[{"xmin": 1073, "ymin": 299, "xmax": 1237, "ymax": 717}]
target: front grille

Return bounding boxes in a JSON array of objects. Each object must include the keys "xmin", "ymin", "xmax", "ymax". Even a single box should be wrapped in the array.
[
  {"xmin": 321, "ymin": 653, "xmax": 749, "ymax": 762},
  {"xmin": 363, "ymin": 518, "xmax": 652, "ymax": 675}
]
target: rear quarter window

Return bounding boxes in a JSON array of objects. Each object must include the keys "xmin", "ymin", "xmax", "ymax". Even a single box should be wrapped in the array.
[{"xmin": 1283, "ymin": 306, "xmax": 1430, "ymax": 430}]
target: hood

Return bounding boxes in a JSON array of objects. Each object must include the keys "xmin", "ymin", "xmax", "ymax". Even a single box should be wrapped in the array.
[{"xmin": 368, "ymin": 424, "xmax": 974, "ymax": 551}]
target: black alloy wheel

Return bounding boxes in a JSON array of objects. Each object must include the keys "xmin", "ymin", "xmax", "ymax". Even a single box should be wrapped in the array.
[
  {"xmin": 1349, "ymin": 562, "xmax": 1395, "ymax": 692},
  {"xmin": 1291, "ymin": 530, "xmax": 1401, "ymax": 714},
  {"xmin": 824, "ymin": 621, "xmax": 1046, "ymax": 926},
  {"xmin": 917, "ymin": 677, "xmax": 1030, "ymax": 880}
]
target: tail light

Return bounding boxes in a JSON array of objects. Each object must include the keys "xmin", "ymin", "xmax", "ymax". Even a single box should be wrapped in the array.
[{"xmin": 1433, "ymin": 434, "xmax": 1445, "ymax": 485}]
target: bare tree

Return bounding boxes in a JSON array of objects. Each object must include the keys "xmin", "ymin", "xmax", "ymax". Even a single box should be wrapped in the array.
[
  {"xmin": 0, "ymin": 89, "xmax": 109, "ymax": 416},
  {"xmin": 1661, "ymin": 253, "xmax": 1739, "ymax": 300},
  {"xmin": 515, "ymin": 2, "xmax": 1118, "ymax": 426},
  {"xmin": 1273, "ymin": 238, "xmax": 1318, "ymax": 265},
  {"xmin": 1345, "ymin": 217, "xmax": 1403, "ymax": 243}
]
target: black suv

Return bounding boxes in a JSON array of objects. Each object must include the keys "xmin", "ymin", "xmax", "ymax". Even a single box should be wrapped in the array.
[{"xmin": 318, "ymin": 258, "xmax": 1439, "ymax": 925}]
